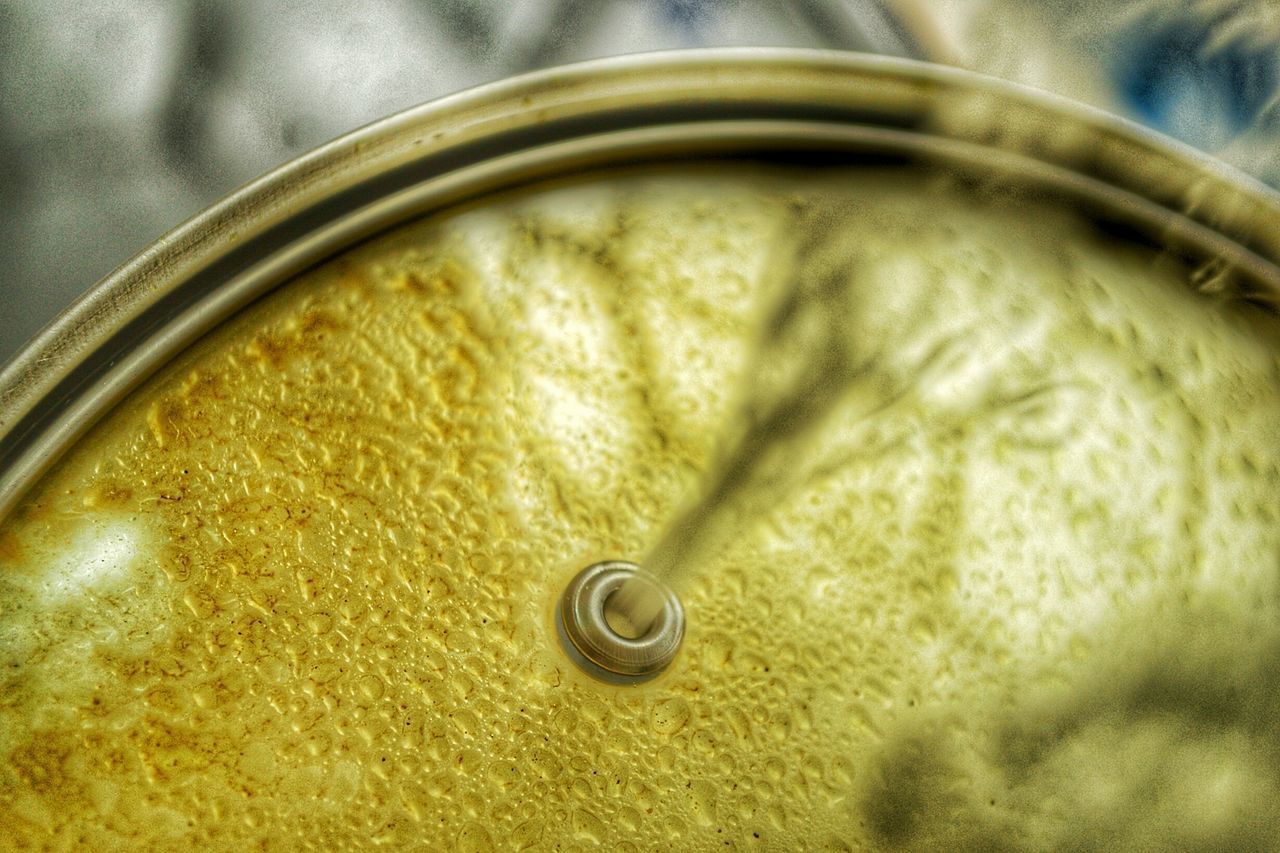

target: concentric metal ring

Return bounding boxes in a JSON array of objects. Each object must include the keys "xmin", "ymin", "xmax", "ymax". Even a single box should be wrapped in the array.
[{"xmin": 555, "ymin": 561, "xmax": 684, "ymax": 684}]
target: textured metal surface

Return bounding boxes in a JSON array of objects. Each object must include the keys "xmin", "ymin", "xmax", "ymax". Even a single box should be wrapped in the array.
[{"xmin": 1, "ymin": 50, "xmax": 1279, "ymax": 524}]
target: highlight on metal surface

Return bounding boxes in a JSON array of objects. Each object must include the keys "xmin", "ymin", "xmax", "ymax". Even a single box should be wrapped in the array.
[{"xmin": 556, "ymin": 561, "xmax": 685, "ymax": 684}]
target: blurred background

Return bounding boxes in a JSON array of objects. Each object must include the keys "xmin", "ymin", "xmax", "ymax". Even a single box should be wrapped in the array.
[{"xmin": 1, "ymin": 0, "xmax": 1277, "ymax": 364}]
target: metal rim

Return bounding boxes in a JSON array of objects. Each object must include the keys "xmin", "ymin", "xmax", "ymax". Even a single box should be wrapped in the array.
[{"xmin": 2, "ymin": 48, "xmax": 1279, "ymax": 522}]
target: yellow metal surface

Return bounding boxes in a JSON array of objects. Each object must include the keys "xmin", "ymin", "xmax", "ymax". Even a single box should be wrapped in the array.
[{"xmin": 2, "ymin": 163, "xmax": 1278, "ymax": 849}]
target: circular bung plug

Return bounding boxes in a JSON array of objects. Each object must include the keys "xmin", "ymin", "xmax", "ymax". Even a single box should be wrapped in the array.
[{"xmin": 555, "ymin": 561, "xmax": 685, "ymax": 684}]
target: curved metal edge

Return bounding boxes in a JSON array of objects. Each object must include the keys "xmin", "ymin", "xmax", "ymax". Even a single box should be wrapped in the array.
[{"xmin": 1, "ymin": 49, "xmax": 1279, "ymax": 524}]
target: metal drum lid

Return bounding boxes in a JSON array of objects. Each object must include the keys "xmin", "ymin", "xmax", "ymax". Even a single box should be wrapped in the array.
[{"xmin": 2, "ymin": 159, "xmax": 1279, "ymax": 849}]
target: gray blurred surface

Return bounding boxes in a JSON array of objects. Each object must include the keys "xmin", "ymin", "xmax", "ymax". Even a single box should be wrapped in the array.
[{"xmin": 0, "ymin": 0, "xmax": 913, "ymax": 366}]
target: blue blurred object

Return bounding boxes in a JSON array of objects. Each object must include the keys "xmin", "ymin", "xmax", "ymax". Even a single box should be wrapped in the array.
[
  {"xmin": 659, "ymin": 0, "xmax": 716, "ymax": 32},
  {"xmin": 884, "ymin": 1, "xmax": 1280, "ymax": 188},
  {"xmin": 1113, "ymin": 11, "xmax": 1279, "ymax": 153}
]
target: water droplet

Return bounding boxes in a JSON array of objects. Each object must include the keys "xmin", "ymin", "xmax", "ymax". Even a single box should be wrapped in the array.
[{"xmin": 650, "ymin": 698, "xmax": 691, "ymax": 735}]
